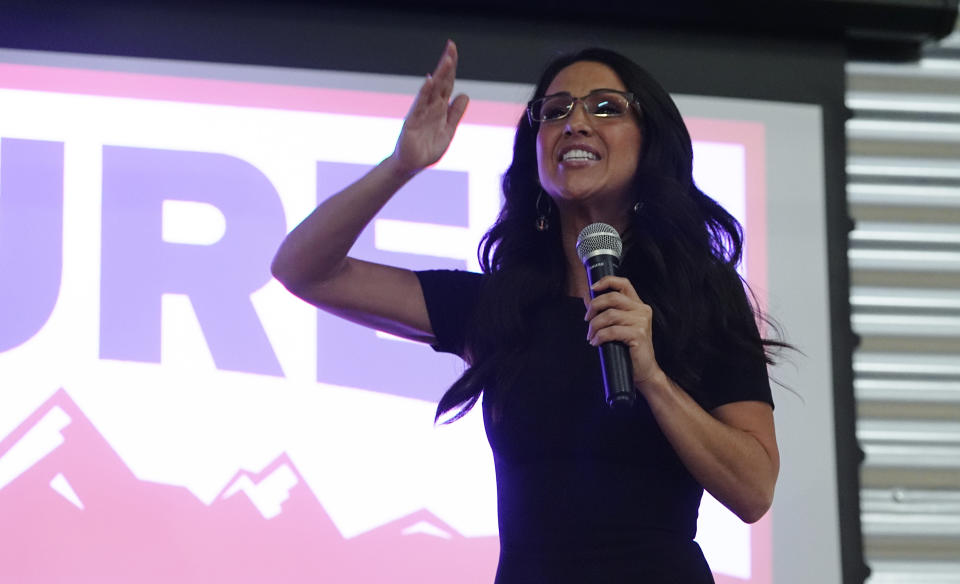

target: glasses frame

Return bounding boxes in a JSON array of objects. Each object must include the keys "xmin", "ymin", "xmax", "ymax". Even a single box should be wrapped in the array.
[{"xmin": 526, "ymin": 89, "xmax": 639, "ymax": 126}]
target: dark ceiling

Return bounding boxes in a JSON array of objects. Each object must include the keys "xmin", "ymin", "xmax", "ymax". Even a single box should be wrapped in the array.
[
  {"xmin": 164, "ymin": 0, "xmax": 959, "ymax": 58},
  {"xmin": 0, "ymin": 0, "xmax": 956, "ymax": 62}
]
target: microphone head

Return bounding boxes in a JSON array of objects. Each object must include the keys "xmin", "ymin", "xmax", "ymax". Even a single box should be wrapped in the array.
[{"xmin": 576, "ymin": 222, "xmax": 622, "ymax": 264}]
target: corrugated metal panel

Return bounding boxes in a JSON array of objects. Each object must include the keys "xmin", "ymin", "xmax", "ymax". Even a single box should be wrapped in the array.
[{"xmin": 847, "ymin": 20, "xmax": 960, "ymax": 584}]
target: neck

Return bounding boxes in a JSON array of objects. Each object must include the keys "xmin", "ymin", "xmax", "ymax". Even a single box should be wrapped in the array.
[{"xmin": 556, "ymin": 200, "xmax": 632, "ymax": 298}]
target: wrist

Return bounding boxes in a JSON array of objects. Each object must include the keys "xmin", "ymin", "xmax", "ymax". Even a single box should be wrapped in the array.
[
  {"xmin": 381, "ymin": 152, "xmax": 421, "ymax": 183},
  {"xmin": 635, "ymin": 367, "xmax": 671, "ymax": 398}
]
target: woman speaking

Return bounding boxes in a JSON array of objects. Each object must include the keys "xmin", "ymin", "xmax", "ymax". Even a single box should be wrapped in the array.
[{"xmin": 272, "ymin": 40, "xmax": 782, "ymax": 583}]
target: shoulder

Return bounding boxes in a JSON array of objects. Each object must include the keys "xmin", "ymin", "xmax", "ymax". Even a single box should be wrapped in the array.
[
  {"xmin": 414, "ymin": 269, "xmax": 486, "ymax": 356},
  {"xmin": 701, "ymin": 263, "xmax": 773, "ymax": 409},
  {"xmin": 416, "ymin": 269, "xmax": 485, "ymax": 295},
  {"xmin": 415, "ymin": 269, "xmax": 487, "ymax": 315}
]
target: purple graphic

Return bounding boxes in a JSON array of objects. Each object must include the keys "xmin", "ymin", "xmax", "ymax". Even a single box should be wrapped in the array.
[
  {"xmin": 99, "ymin": 146, "xmax": 287, "ymax": 376},
  {"xmin": 315, "ymin": 161, "xmax": 470, "ymax": 400},
  {"xmin": 0, "ymin": 138, "xmax": 64, "ymax": 352}
]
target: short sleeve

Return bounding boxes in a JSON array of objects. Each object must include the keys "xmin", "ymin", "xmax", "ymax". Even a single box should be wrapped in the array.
[
  {"xmin": 415, "ymin": 269, "xmax": 484, "ymax": 357},
  {"xmin": 698, "ymin": 268, "xmax": 774, "ymax": 411}
]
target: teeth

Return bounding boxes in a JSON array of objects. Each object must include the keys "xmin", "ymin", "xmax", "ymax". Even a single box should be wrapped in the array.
[{"xmin": 562, "ymin": 149, "xmax": 598, "ymax": 162}]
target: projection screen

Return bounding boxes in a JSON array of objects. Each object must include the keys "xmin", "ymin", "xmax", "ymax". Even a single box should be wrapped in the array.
[{"xmin": 0, "ymin": 47, "xmax": 837, "ymax": 584}]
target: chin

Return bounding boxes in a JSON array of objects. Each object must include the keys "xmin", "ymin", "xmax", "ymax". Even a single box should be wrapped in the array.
[{"xmin": 554, "ymin": 187, "xmax": 621, "ymax": 207}]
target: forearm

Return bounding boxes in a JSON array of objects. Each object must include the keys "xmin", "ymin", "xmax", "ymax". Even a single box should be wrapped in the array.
[
  {"xmin": 273, "ymin": 40, "xmax": 466, "ymax": 295},
  {"xmin": 271, "ymin": 155, "xmax": 416, "ymax": 290},
  {"xmin": 639, "ymin": 371, "xmax": 779, "ymax": 523}
]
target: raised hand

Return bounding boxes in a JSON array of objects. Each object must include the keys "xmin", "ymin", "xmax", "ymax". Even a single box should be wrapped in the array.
[{"xmin": 390, "ymin": 40, "xmax": 470, "ymax": 177}]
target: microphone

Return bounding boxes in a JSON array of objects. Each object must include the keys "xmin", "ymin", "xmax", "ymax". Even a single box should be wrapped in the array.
[{"xmin": 576, "ymin": 223, "xmax": 635, "ymax": 410}]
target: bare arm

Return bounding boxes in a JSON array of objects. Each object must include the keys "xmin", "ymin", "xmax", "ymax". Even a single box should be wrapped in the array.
[
  {"xmin": 584, "ymin": 276, "xmax": 779, "ymax": 523},
  {"xmin": 635, "ymin": 376, "xmax": 778, "ymax": 523},
  {"xmin": 271, "ymin": 41, "xmax": 469, "ymax": 343}
]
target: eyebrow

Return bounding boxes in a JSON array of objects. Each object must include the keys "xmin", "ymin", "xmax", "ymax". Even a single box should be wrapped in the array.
[{"xmin": 543, "ymin": 88, "xmax": 626, "ymax": 97}]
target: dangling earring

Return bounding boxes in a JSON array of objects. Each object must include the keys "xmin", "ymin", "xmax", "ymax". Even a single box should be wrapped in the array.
[
  {"xmin": 535, "ymin": 190, "xmax": 551, "ymax": 232},
  {"xmin": 633, "ymin": 200, "xmax": 645, "ymax": 215}
]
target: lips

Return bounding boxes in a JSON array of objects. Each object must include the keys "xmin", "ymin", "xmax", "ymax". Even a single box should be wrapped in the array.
[{"xmin": 558, "ymin": 144, "xmax": 601, "ymax": 163}]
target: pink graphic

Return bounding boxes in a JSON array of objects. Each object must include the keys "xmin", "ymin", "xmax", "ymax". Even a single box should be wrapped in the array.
[
  {"xmin": 0, "ymin": 390, "xmax": 500, "ymax": 583},
  {"xmin": 0, "ymin": 63, "xmax": 525, "ymax": 127}
]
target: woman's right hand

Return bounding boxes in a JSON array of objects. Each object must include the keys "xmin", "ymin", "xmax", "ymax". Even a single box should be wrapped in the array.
[{"xmin": 389, "ymin": 40, "xmax": 470, "ymax": 177}]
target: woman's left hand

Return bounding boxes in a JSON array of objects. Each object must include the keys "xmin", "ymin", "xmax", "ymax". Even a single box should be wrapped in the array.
[{"xmin": 583, "ymin": 275, "xmax": 662, "ymax": 392}]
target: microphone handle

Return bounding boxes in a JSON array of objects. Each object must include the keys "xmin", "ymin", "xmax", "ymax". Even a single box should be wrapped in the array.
[{"xmin": 585, "ymin": 254, "xmax": 636, "ymax": 409}]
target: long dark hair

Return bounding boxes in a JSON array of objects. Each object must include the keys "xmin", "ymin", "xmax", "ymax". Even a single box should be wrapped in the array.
[{"xmin": 435, "ymin": 48, "xmax": 782, "ymax": 422}]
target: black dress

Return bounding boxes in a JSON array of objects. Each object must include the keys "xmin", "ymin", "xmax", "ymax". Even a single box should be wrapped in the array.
[{"xmin": 416, "ymin": 269, "xmax": 772, "ymax": 584}]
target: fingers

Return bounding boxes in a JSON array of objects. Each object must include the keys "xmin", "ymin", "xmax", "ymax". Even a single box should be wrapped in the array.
[
  {"xmin": 431, "ymin": 40, "xmax": 458, "ymax": 100},
  {"xmin": 410, "ymin": 73, "xmax": 435, "ymax": 113},
  {"xmin": 588, "ymin": 324, "xmax": 648, "ymax": 348},
  {"xmin": 412, "ymin": 41, "xmax": 462, "ymax": 119},
  {"xmin": 447, "ymin": 93, "xmax": 470, "ymax": 130},
  {"xmin": 586, "ymin": 309, "xmax": 641, "ymax": 344},
  {"xmin": 590, "ymin": 275, "xmax": 640, "ymax": 300},
  {"xmin": 583, "ymin": 277, "xmax": 652, "ymax": 346},
  {"xmin": 583, "ymin": 276, "xmax": 661, "ymax": 386},
  {"xmin": 431, "ymin": 40, "xmax": 454, "ymax": 77},
  {"xmin": 583, "ymin": 292, "xmax": 649, "ymax": 324},
  {"xmin": 393, "ymin": 41, "xmax": 466, "ymax": 172}
]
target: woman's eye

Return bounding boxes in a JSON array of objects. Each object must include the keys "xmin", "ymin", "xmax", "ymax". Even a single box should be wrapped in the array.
[
  {"xmin": 593, "ymin": 99, "xmax": 625, "ymax": 116},
  {"xmin": 541, "ymin": 101, "xmax": 570, "ymax": 119}
]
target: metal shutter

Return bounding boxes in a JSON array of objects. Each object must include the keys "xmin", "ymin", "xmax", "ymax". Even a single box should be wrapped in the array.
[{"xmin": 846, "ymin": 19, "xmax": 960, "ymax": 584}]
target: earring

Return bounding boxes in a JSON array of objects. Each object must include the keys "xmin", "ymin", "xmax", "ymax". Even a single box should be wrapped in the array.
[
  {"xmin": 633, "ymin": 200, "xmax": 645, "ymax": 214},
  {"xmin": 535, "ymin": 190, "xmax": 551, "ymax": 232}
]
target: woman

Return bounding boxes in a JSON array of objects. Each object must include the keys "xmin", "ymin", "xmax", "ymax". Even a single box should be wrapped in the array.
[{"xmin": 272, "ymin": 41, "xmax": 780, "ymax": 583}]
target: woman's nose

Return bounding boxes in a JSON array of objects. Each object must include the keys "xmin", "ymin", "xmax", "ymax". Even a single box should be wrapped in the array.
[{"xmin": 563, "ymin": 102, "xmax": 593, "ymax": 135}]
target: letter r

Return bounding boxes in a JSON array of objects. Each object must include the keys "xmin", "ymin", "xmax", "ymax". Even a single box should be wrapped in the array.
[{"xmin": 100, "ymin": 146, "xmax": 286, "ymax": 376}]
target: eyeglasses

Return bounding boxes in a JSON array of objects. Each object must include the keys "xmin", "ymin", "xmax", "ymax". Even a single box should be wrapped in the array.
[{"xmin": 527, "ymin": 89, "xmax": 638, "ymax": 125}]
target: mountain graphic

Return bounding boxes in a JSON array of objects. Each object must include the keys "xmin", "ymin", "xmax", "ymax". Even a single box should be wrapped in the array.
[{"xmin": 0, "ymin": 389, "xmax": 499, "ymax": 583}]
